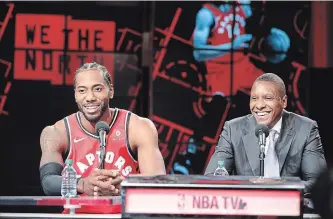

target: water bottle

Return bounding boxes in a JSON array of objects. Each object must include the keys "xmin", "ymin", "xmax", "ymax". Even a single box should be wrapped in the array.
[
  {"xmin": 61, "ymin": 159, "xmax": 77, "ymax": 197},
  {"xmin": 213, "ymin": 160, "xmax": 229, "ymax": 176}
]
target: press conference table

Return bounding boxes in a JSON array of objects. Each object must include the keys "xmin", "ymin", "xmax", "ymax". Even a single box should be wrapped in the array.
[
  {"xmin": 0, "ymin": 213, "xmax": 122, "ymax": 218},
  {"xmin": 0, "ymin": 196, "xmax": 321, "ymax": 219},
  {"xmin": 0, "ymin": 213, "xmax": 322, "ymax": 219},
  {"xmin": 0, "ymin": 175, "xmax": 324, "ymax": 218}
]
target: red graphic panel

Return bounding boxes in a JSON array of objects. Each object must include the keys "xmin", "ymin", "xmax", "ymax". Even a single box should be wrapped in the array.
[
  {"xmin": 15, "ymin": 14, "xmax": 64, "ymax": 49},
  {"xmin": 0, "ymin": 59, "xmax": 12, "ymax": 117},
  {"xmin": 14, "ymin": 50, "xmax": 64, "ymax": 84},
  {"xmin": 67, "ymin": 16, "xmax": 115, "ymax": 52},
  {"xmin": 13, "ymin": 14, "xmax": 116, "ymax": 86},
  {"xmin": 0, "ymin": 3, "xmax": 14, "ymax": 42},
  {"xmin": 0, "ymin": 3, "xmax": 14, "ymax": 117}
]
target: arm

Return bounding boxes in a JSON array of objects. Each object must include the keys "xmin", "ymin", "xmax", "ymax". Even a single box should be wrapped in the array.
[
  {"xmin": 204, "ymin": 122, "xmax": 234, "ymax": 175},
  {"xmin": 130, "ymin": 115, "xmax": 166, "ymax": 175},
  {"xmin": 39, "ymin": 121, "xmax": 68, "ymax": 196},
  {"xmin": 239, "ymin": 0, "xmax": 252, "ymax": 18},
  {"xmin": 301, "ymin": 121, "xmax": 327, "ymax": 194},
  {"xmin": 193, "ymin": 8, "xmax": 232, "ymax": 62}
]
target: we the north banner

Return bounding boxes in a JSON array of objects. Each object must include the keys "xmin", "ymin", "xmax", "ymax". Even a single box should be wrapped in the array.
[{"xmin": 14, "ymin": 14, "xmax": 116, "ymax": 85}]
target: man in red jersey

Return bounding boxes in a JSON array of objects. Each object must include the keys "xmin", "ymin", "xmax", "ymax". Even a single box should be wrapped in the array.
[
  {"xmin": 193, "ymin": 0, "xmax": 290, "ymax": 97},
  {"xmin": 39, "ymin": 62, "xmax": 166, "ymax": 213}
]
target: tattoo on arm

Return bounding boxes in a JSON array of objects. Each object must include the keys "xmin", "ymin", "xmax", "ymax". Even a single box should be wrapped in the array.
[{"xmin": 40, "ymin": 126, "xmax": 64, "ymax": 153}]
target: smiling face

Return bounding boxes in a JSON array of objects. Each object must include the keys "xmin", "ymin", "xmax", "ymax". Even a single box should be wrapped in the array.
[
  {"xmin": 250, "ymin": 81, "xmax": 287, "ymax": 128},
  {"xmin": 74, "ymin": 69, "xmax": 113, "ymax": 123}
]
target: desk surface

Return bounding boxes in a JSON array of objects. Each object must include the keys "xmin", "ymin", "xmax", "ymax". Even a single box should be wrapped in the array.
[
  {"xmin": 0, "ymin": 213, "xmax": 321, "ymax": 219},
  {"xmin": 0, "ymin": 196, "xmax": 121, "ymax": 207},
  {"xmin": 122, "ymin": 175, "xmax": 305, "ymax": 190},
  {"xmin": 0, "ymin": 213, "xmax": 121, "ymax": 219}
]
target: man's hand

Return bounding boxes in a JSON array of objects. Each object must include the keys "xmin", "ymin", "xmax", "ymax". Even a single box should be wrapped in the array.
[
  {"xmin": 230, "ymin": 34, "xmax": 253, "ymax": 50},
  {"xmin": 77, "ymin": 169, "xmax": 116, "ymax": 196},
  {"xmin": 92, "ymin": 169, "xmax": 123, "ymax": 196},
  {"xmin": 93, "ymin": 175, "xmax": 124, "ymax": 196}
]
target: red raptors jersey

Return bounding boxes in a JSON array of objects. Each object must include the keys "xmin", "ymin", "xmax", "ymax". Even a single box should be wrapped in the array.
[
  {"xmin": 204, "ymin": 3, "xmax": 247, "ymax": 63},
  {"xmin": 201, "ymin": 3, "xmax": 261, "ymax": 96},
  {"xmin": 63, "ymin": 108, "xmax": 139, "ymax": 214}
]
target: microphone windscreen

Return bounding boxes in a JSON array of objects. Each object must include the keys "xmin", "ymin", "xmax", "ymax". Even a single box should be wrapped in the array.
[
  {"xmin": 95, "ymin": 121, "xmax": 110, "ymax": 135},
  {"xmin": 255, "ymin": 124, "xmax": 269, "ymax": 137}
]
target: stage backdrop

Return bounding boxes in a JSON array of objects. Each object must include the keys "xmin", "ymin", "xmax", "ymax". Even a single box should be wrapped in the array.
[{"xmin": 0, "ymin": 1, "xmax": 310, "ymax": 195}]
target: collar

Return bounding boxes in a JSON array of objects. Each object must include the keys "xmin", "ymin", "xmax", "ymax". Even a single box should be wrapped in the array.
[{"xmin": 271, "ymin": 116, "xmax": 282, "ymax": 134}]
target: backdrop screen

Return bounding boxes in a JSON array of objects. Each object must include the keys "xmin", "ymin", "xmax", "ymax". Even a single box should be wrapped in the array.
[{"xmin": 0, "ymin": 1, "xmax": 310, "ymax": 195}]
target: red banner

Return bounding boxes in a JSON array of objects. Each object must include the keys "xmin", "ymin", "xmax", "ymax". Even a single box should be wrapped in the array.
[{"xmin": 14, "ymin": 14, "xmax": 116, "ymax": 85}]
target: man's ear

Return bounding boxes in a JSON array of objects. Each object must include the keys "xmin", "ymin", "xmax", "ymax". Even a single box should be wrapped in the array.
[
  {"xmin": 282, "ymin": 95, "xmax": 288, "ymax": 109},
  {"xmin": 74, "ymin": 89, "xmax": 78, "ymax": 103},
  {"xmin": 109, "ymin": 85, "xmax": 114, "ymax": 99}
]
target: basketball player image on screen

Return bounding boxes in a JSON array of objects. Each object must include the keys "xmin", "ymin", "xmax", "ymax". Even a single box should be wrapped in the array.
[{"xmin": 193, "ymin": 0, "xmax": 291, "ymax": 98}]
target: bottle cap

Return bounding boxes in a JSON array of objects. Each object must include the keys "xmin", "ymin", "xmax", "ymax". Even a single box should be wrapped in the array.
[{"xmin": 65, "ymin": 159, "xmax": 73, "ymax": 165}]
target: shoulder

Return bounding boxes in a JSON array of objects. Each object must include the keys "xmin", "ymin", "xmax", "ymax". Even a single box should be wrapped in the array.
[
  {"xmin": 41, "ymin": 119, "xmax": 67, "ymax": 136},
  {"xmin": 128, "ymin": 112, "xmax": 156, "ymax": 133},
  {"xmin": 197, "ymin": 7, "xmax": 214, "ymax": 18},
  {"xmin": 127, "ymin": 112, "xmax": 157, "ymax": 148},
  {"xmin": 286, "ymin": 111, "xmax": 318, "ymax": 128},
  {"xmin": 40, "ymin": 119, "xmax": 68, "ymax": 150},
  {"xmin": 225, "ymin": 114, "xmax": 251, "ymax": 127},
  {"xmin": 118, "ymin": 108, "xmax": 155, "ymax": 130},
  {"xmin": 196, "ymin": 7, "xmax": 214, "ymax": 25}
]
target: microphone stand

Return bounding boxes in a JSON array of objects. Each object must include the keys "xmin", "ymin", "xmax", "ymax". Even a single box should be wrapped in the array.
[
  {"xmin": 259, "ymin": 132, "xmax": 265, "ymax": 177},
  {"xmin": 98, "ymin": 130, "xmax": 107, "ymax": 169},
  {"xmin": 98, "ymin": 146, "xmax": 106, "ymax": 169}
]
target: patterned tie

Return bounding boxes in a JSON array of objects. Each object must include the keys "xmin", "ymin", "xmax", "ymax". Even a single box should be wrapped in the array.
[{"xmin": 264, "ymin": 129, "xmax": 280, "ymax": 177}]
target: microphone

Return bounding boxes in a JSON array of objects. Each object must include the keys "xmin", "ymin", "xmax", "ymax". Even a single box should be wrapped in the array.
[
  {"xmin": 255, "ymin": 124, "xmax": 269, "ymax": 177},
  {"xmin": 255, "ymin": 124, "xmax": 269, "ymax": 147},
  {"xmin": 95, "ymin": 121, "xmax": 110, "ymax": 169}
]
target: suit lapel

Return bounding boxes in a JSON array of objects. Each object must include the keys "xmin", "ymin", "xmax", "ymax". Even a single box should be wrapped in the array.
[
  {"xmin": 275, "ymin": 111, "xmax": 296, "ymax": 173},
  {"xmin": 241, "ymin": 116, "xmax": 259, "ymax": 175}
]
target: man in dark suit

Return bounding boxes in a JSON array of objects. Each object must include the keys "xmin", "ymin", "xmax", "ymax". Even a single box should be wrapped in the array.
[{"xmin": 205, "ymin": 73, "xmax": 326, "ymax": 193}]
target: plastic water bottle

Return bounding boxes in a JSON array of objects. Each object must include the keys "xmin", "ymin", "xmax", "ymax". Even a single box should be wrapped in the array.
[
  {"xmin": 61, "ymin": 159, "xmax": 77, "ymax": 197},
  {"xmin": 213, "ymin": 160, "xmax": 229, "ymax": 176}
]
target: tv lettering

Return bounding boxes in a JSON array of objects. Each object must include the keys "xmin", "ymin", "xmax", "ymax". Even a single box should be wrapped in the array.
[
  {"xmin": 177, "ymin": 193, "xmax": 247, "ymax": 210},
  {"xmin": 192, "ymin": 195, "xmax": 247, "ymax": 210},
  {"xmin": 14, "ymin": 14, "xmax": 115, "ymax": 85}
]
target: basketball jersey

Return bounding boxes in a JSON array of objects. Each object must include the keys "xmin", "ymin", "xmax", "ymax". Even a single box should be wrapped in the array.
[
  {"xmin": 62, "ymin": 108, "xmax": 139, "ymax": 214},
  {"xmin": 203, "ymin": 3, "xmax": 247, "ymax": 65}
]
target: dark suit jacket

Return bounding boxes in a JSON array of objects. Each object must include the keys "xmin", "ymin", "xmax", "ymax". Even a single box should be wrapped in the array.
[{"xmin": 205, "ymin": 110, "xmax": 327, "ymax": 193}]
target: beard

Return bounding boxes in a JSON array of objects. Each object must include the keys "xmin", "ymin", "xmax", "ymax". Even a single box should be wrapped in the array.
[{"xmin": 77, "ymin": 101, "xmax": 109, "ymax": 123}]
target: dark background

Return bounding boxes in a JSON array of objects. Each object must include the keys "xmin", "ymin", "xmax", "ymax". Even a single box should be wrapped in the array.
[{"xmin": 0, "ymin": 1, "xmax": 331, "ymax": 212}]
